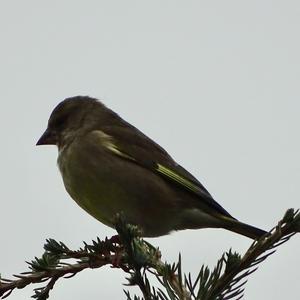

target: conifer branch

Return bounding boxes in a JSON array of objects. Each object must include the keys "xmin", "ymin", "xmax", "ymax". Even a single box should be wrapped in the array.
[{"xmin": 0, "ymin": 209, "xmax": 299, "ymax": 299}]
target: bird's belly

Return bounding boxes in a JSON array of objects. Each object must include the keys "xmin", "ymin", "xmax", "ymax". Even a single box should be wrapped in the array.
[
  {"xmin": 58, "ymin": 149, "xmax": 180, "ymax": 236},
  {"xmin": 62, "ymin": 169, "xmax": 125, "ymax": 228}
]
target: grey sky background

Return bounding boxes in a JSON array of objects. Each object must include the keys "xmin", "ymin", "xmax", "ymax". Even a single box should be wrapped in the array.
[{"xmin": 1, "ymin": 1, "xmax": 299, "ymax": 299}]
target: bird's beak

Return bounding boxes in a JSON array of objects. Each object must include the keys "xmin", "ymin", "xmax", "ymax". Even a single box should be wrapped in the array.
[{"xmin": 36, "ymin": 128, "xmax": 57, "ymax": 146}]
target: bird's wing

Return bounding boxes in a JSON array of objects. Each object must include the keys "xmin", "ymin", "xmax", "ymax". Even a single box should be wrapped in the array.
[{"xmin": 94, "ymin": 125, "xmax": 234, "ymax": 218}]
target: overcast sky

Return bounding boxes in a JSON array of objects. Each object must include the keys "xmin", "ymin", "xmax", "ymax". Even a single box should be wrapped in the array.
[{"xmin": 1, "ymin": 1, "xmax": 299, "ymax": 299}]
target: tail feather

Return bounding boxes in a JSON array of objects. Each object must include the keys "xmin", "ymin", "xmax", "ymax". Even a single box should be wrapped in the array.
[{"xmin": 224, "ymin": 218, "xmax": 267, "ymax": 240}]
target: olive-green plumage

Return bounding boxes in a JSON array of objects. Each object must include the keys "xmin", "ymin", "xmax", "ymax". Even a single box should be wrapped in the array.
[{"xmin": 37, "ymin": 96, "xmax": 266, "ymax": 239}]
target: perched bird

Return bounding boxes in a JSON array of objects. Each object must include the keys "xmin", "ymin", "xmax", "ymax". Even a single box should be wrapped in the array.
[{"xmin": 37, "ymin": 96, "xmax": 266, "ymax": 239}]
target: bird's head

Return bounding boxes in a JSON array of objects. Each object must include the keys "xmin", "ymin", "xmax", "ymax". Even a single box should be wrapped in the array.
[{"xmin": 36, "ymin": 96, "xmax": 113, "ymax": 149}]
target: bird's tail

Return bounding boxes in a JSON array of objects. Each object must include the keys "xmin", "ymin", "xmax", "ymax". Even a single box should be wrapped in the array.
[{"xmin": 223, "ymin": 217, "xmax": 267, "ymax": 240}]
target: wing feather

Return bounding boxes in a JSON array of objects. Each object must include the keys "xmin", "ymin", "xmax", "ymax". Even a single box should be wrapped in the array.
[{"xmin": 94, "ymin": 126, "xmax": 234, "ymax": 218}]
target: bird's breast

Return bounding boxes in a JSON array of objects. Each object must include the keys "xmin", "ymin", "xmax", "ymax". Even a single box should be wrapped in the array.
[
  {"xmin": 56, "ymin": 138, "xmax": 186, "ymax": 237},
  {"xmin": 57, "ymin": 143, "xmax": 120, "ymax": 227}
]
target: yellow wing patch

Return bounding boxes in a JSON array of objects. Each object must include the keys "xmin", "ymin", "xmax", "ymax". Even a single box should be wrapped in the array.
[
  {"xmin": 156, "ymin": 164, "xmax": 200, "ymax": 193},
  {"xmin": 94, "ymin": 130, "xmax": 202, "ymax": 195},
  {"xmin": 105, "ymin": 141, "xmax": 134, "ymax": 160},
  {"xmin": 94, "ymin": 130, "xmax": 135, "ymax": 161}
]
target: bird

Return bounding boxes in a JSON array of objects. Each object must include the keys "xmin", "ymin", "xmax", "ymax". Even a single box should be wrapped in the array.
[{"xmin": 36, "ymin": 96, "xmax": 267, "ymax": 239}]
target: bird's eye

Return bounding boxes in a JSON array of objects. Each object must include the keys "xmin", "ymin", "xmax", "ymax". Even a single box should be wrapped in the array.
[
  {"xmin": 48, "ymin": 115, "xmax": 67, "ymax": 131},
  {"xmin": 54, "ymin": 117, "xmax": 65, "ymax": 128}
]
